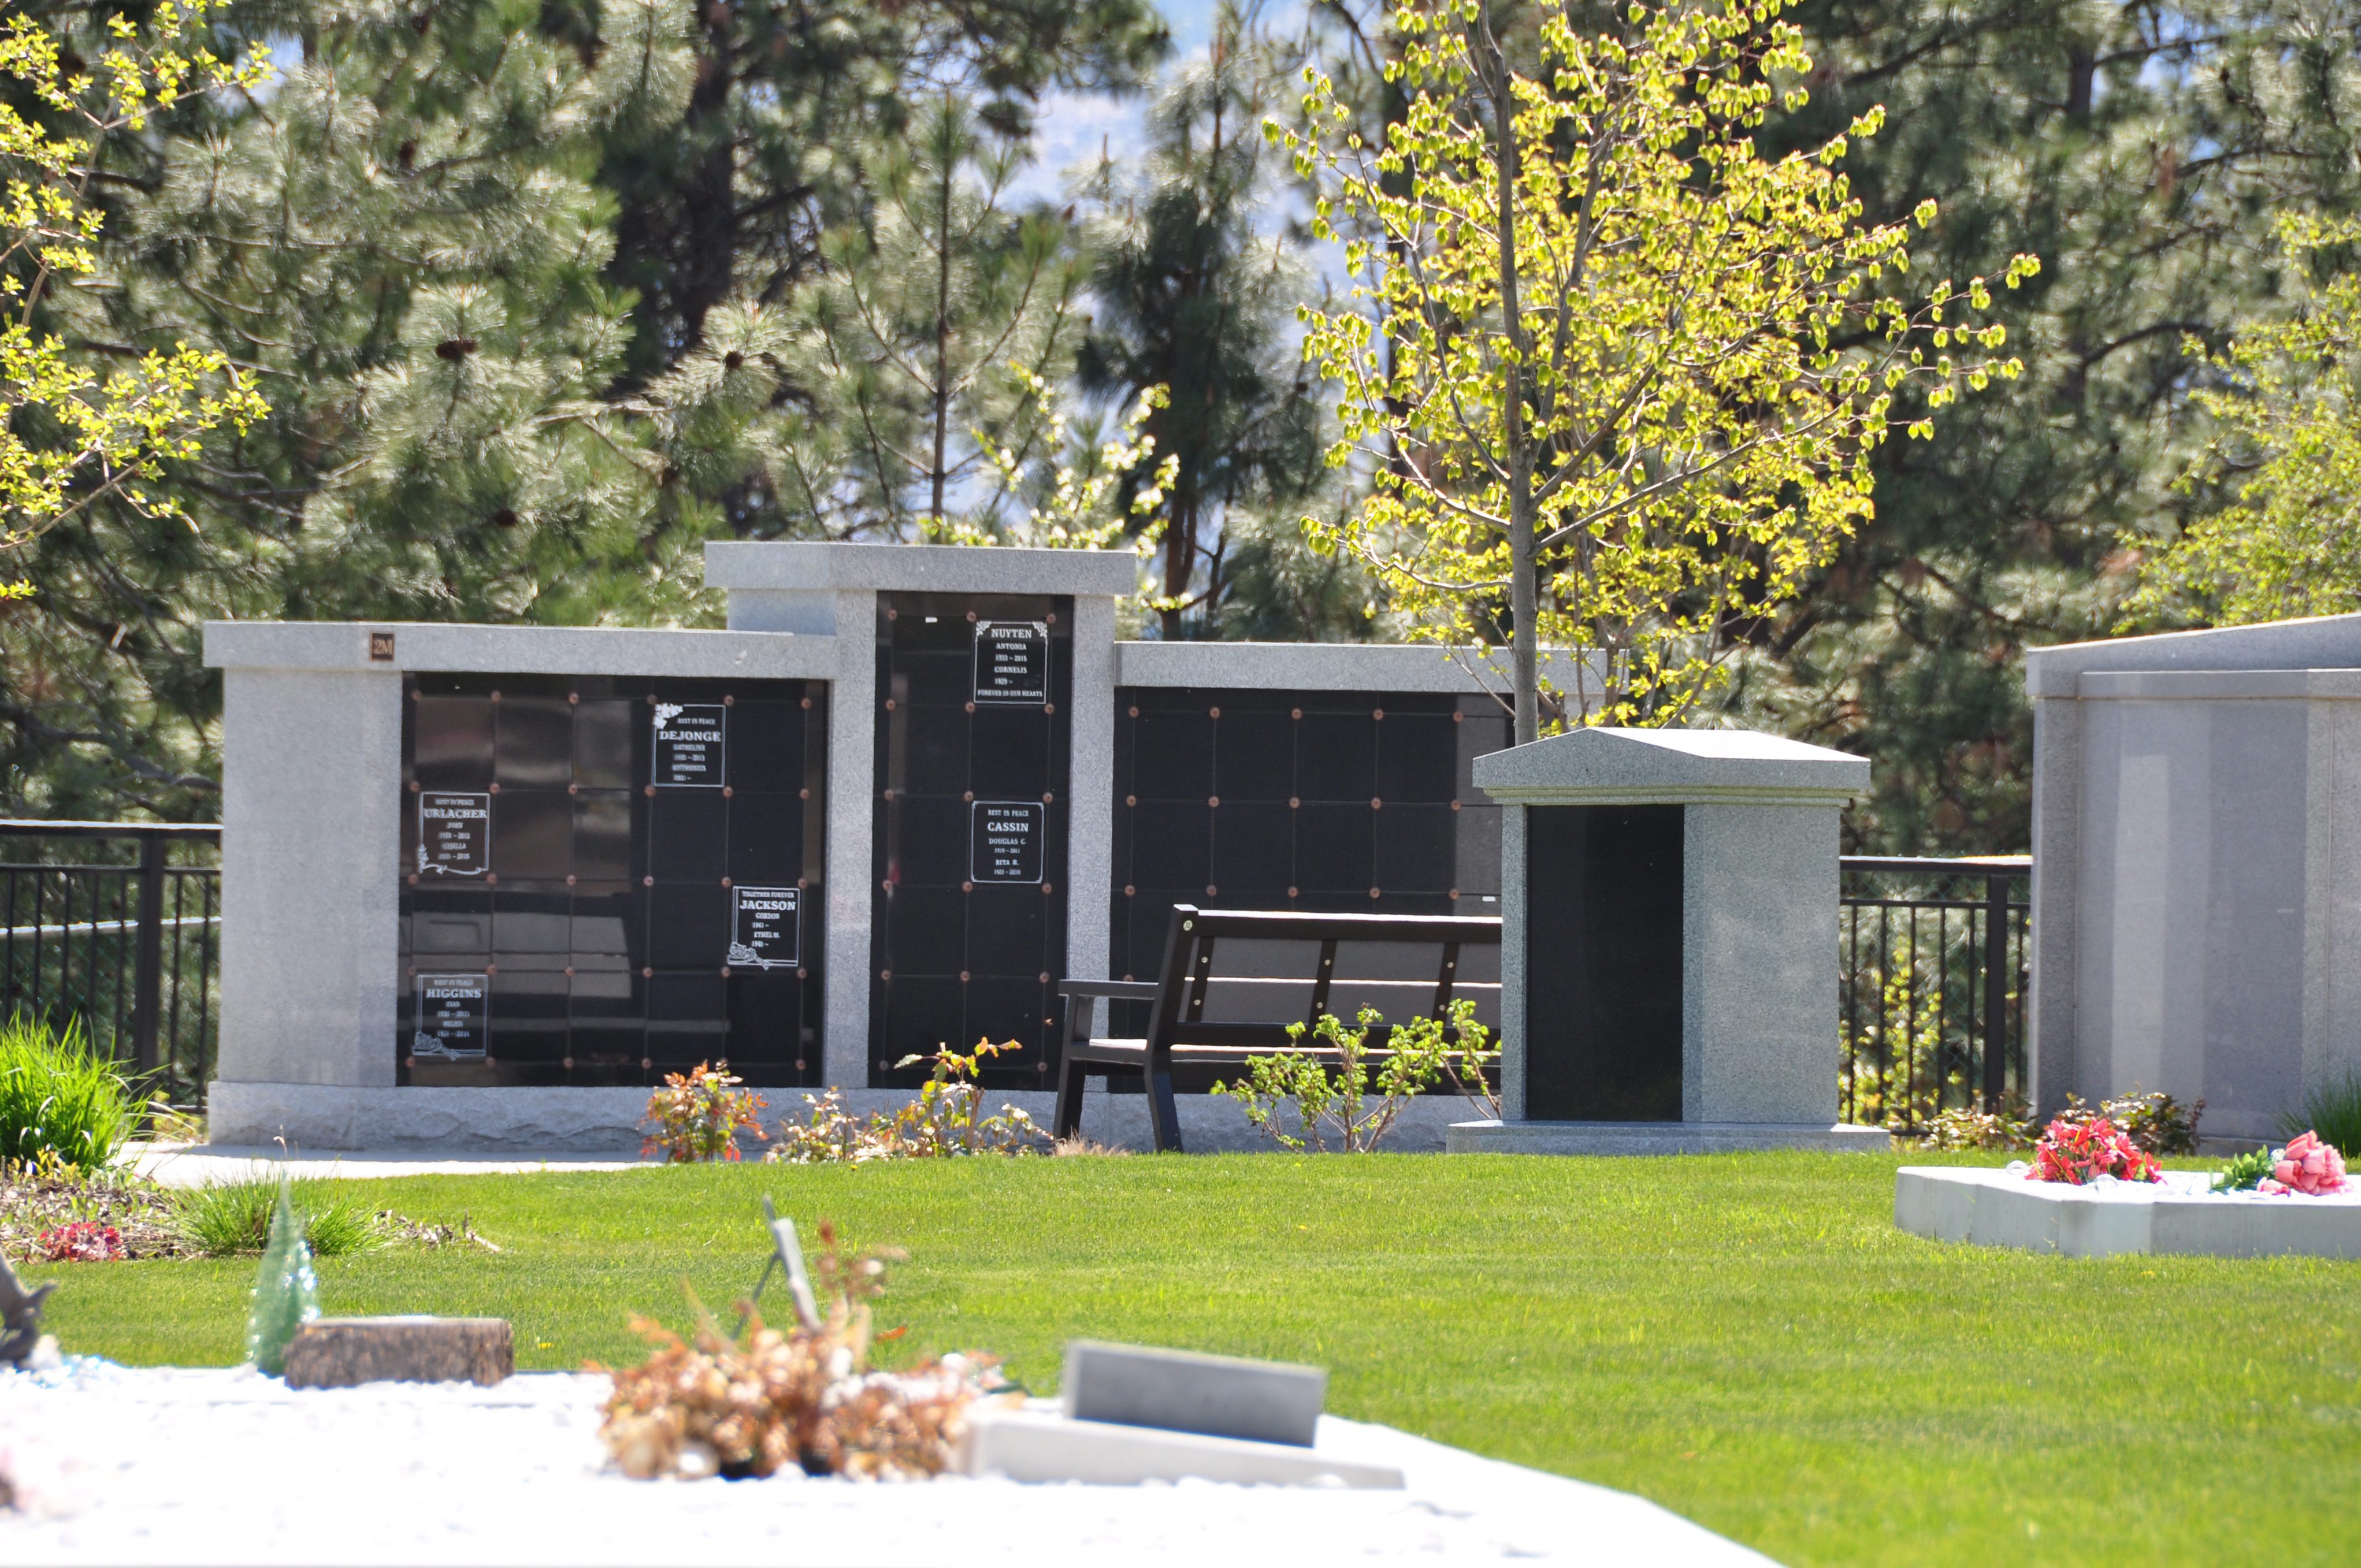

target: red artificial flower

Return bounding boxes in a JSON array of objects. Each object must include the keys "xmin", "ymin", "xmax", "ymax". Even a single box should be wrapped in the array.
[{"xmin": 2029, "ymin": 1116, "xmax": 2161, "ymax": 1186}]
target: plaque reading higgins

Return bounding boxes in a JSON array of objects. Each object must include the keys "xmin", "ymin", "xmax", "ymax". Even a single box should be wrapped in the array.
[
  {"xmin": 727, "ymin": 886, "xmax": 801, "ymax": 969},
  {"xmin": 413, "ymin": 973, "xmax": 489, "ymax": 1058},
  {"xmin": 972, "ymin": 620, "xmax": 1049, "ymax": 704},
  {"xmin": 971, "ymin": 800, "xmax": 1045, "ymax": 884},
  {"xmin": 652, "ymin": 701, "xmax": 727, "ymax": 787},
  {"xmin": 417, "ymin": 792, "xmax": 491, "ymax": 876}
]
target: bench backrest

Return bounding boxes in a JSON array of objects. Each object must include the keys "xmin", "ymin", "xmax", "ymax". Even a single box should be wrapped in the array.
[{"xmin": 1145, "ymin": 905, "xmax": 1502, "ymax": 1056}]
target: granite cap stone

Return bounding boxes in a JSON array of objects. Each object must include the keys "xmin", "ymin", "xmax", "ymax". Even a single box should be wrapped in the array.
[
  {"xmin": 1472, "ymin": 726, "xmax": 1868, "ymax": 807},
  {"xmin": 705, "ymin": 539, "xmax": 1136, "ymax": 597}
]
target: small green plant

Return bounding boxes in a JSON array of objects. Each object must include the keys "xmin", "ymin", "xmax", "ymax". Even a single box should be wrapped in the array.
[
  {"xmin": 2053, "ymin": 1090, "xmax": 2204, "ymax": 1155},
  {"xmin": 1916, "ymin": 1097, "xmax": 2038, "ymax": 1151},
  {"xmin": 640, "ymin": 1061, "xmax": 769, "ymax": 1163},
  {"xmin": 167, "ymin": 1175, "xmax": 388, "ymax": 1258},
  {"xmin": 1216, "ymin": 1001, "xmax": 1480, "ymax": 1153},
  {"xmin": 2279, "ymin": 1068, "xmax": 2361, "ymax": 1159},
  {"xmin": 0, "ymin": 1013, "xmax": 138, "ymax": 1169},
  {"xmin": 771, "ymin": 1041, "xmax": 1048, "ymax": 1162}
]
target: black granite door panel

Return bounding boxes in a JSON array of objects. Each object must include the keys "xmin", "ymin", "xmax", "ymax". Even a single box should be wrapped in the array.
[
  {"xmin": 397, "ymin": 673, "xmax": 826, "ymax": 1088},
  {"xmin": 872, "ymin": 593, "xmax": 1072, "ymax": 1090},
  {"xmin": 1522, "ymin": 804, "xmax": 1684, "ymax": 1121},
  {"xmin": 1109, "ymin": 688, "xmax": 1511, "ymax": 1036}
]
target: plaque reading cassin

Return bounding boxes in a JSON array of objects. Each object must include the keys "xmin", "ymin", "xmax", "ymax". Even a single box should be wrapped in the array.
[
  {"xmin": 412, "ymin": 973, "xmax": 489, "ymax": 1058},
  {"xmin": 417, "ymin": 792, "xmax": 491, "ymax": 876},
  {"xmin": 652, "ymin": 701, "xmax": 727, "ymax": 787},
  {"xmin": 726, "ymin": 886, "xmax": 801, "ymax": 969},
  {"xmin": 972, "ymin": 620, "xmax": 1049, "ymax": 704},
  {"xmin": 971, "ymin": 800, "xmax": 1045, "ymax": 884}
]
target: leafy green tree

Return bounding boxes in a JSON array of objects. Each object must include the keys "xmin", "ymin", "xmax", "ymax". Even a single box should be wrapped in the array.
[
  {"xmin": 2128, "ymin": 213, "xmax": 2361, "ymax": 623},
  {"xmin": 0, "ymin": 1, "xmax": 266, "ymax": 588},
  {"xmin": 770, "ymin": 94, "xmax": 1090, "ymax": 540},
  {"xmin": 1723, "ymin": 0, "xmax": 2361, "ymax": 850},
  {"xmin": 1283, "ymin": 0, "xmax": 2034, "ymax": 743},
  {"xmin": 1075, "ymin": 2, "xmax": 1330, "ymax": 638}
]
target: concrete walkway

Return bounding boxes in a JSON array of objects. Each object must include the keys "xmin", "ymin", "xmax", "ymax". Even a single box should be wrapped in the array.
[{"xmin": 127, "ymin": 1143, "xmax": 656, "ymax": 1188}]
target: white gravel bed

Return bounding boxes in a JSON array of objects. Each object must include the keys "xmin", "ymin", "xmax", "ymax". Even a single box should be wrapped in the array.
[{"xmin": 0, "ymin": 1362, "xmax": 1771, "ymax": 1566}]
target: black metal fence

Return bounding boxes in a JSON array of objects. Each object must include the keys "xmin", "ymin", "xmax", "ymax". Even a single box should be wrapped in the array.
[
  {"xmin": 1838, "ymin": 855, "xmax": 2030, "ymax": 1130},
  {"xmin": 1, "ymin": 819, "xmax": 222, "ymax": 1107}
]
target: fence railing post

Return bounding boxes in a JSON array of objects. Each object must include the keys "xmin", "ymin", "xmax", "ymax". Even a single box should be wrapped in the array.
[
  {"xmin": 131, "ymin": 828, "xmax": 167, "ymax": 1077},
  {"xmin": 1981, "ymin": 871, "xmax": 2009, "ymax": 1112}
]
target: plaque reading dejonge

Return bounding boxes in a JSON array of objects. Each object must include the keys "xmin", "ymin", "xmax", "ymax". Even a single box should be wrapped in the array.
[
  {"xmin": 726, "ymin": 886, "xmax": 801, "ymax": 970},
  {"xmin": 972, "ymin": 620, "xmax": 1049, "ymax": 704},
  {"xmin": 652, "ymin": 701, "xmax": 727, "ymax": 787},
  {"xmin": 971, "ymin": 801, "xmax": 1045, "ymax": 884},
  {"xmin": 412, "ymin": 973, "xmax": 488, "ymax": 1059},
  {"xmin": 417, "ymin": 792, "xmax": 491, "ymax": 876}
]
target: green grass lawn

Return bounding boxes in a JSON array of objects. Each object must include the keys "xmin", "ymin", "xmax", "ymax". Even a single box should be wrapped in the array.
[{"xmin": 23, "ymin": 1150, "xmax": 2360, "ymax": 1567}]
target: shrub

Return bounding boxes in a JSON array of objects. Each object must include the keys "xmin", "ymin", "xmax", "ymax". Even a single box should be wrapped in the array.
[
  {"xmin": 0, "ymin": 1015, "xmax": 139, "ymax": 1171},
  {"xmin": 640, "ymin": 1061, "xmax": 769, "ymax": 1163},
  {"xmin": 166, "ymin": 1175, "xmax": 388, "ymax": 1258},
  {"xmin": 1917, "ymin": 1097, "xmax": 2038, "ymax": 1151},
  {"xmin": 36, "ymin": 1220, "xmax": 125, "ymax": 1261},
  {"xmin": 770, "ymin": 1041, "xmax": 1047, "ymax": 1163},
  {"xmin": 2280, "ymin": 1068, "xmax": 2361, "ymax": 1160},
  {"xmin": 1216, "ymin": 1000, "xmax": 1483, "ymax": 1153}
]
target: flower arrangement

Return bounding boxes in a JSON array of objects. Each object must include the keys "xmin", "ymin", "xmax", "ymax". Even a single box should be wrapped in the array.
[
  {"xmin": 2028, "ymin": 1115, "xmax": 2161, "ymax": 1185},
  {"xmin": 597, "ymin": 1221, "xmax": 1000, "ymax": 1481},
  {"xmin": 35, "ymin": 1220, "xmax": 124, "ymax": 1261},
  {"xmin": 640, "ymin": 1061, "xmax": 769, "ymax": 1163},
  {"xmin": 2215, "ymin": 1130, "xmax": 2348, "ymax": 1196}
]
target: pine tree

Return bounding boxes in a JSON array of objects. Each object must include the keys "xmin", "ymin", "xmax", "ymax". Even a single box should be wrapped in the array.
[{"xmin": 1074, "ymin": 2, "xmax": 1332, "ymax": 639}]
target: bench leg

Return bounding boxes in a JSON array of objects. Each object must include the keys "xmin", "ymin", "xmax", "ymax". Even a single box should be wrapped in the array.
[
  {"xmin": 1146, "ymin": 1069, "xmax": 1183, "ymax": 1154},
  {"xmin": 1053, "ymin": 1054, "xmax": 1090, "ymax": 1141}
]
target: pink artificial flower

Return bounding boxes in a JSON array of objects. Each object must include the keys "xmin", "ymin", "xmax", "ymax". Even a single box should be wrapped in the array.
[{"xmin": 2258, "ymin": 1131, "xmax": 2348, "ymax": 1197}]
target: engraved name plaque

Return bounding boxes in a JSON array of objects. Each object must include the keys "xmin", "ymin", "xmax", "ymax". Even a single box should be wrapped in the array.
[
  {"xmin": 417, "ymin": 792, "xmax": 491, "ymax": 876},
  {"xmin": 413, "ymin": 973, "xmax": 489, "ymax": 1058},
  {"xmin": 972, "ymin": 620, "xmax": 1049, "ymax": 705},
  {"xmin": 971, "ymin": 800, "xmax": 1045, "ymax": 884},
  {"xmin": 727, "ymin": 886, "xmax": 801, "ymax": 970},
  {"xmin": 652, "ymin": 702, "xmax": 727, "ymax": 787}
]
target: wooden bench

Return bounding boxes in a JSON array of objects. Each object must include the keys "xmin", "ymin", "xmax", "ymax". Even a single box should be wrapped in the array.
[{"xmin": 1053, "ymin": 905, "xmax": 1504, "ymax": 1153}]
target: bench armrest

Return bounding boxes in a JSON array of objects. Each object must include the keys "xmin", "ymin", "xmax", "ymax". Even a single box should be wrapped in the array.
[{"xmin": 1057, "ymin": 979, "xmax": 1160, "ymax": 1002}]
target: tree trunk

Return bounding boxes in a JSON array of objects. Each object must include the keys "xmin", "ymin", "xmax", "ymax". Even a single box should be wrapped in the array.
[
  {"xmin": 1483, "ymin": 13, "xmax": 1539, "ymax": 746},
  {"xmin": 1161, "ymin": 489, "xmax": 1195, "ymax": 640}
]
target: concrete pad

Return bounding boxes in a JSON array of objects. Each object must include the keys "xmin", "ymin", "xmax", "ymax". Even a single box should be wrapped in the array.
[
  {"xmin": 960, "ymin": 1403, "xmax": 1398, "ymax": 1488},
  {"xmin": 127, "ymin": 1144, "xmax": 654, "ymax": 1188},
  {"xmin": 1895, "ymin": 1166, "xmax": 2361, "ymax": 1259},
  {"xmin": 0, "ymin": 1365, "xmax": 1776, "ymax": 1566},
  {"xmin": 1447, "ymin": 1120, "xmax": 1891, "ymax": 1155}
]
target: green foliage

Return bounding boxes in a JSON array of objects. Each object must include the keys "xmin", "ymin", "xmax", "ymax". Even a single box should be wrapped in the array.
[
  {"xmin": 1285, "ymin": 0, "xmax": 2033, "ymax": 740},
  {"xmin": 2211, "ymin": 1146, "xmax": 2275, "ymax": 1194},
  {"xmin": 2278, "ymin": 1067, "xmax": 2361, "ymax": 1160},
  {"xmin": 2129, "ymin": 213, "xmax": 2361, "ymax": 625},
  {"xmin": 1915, "ymin": 1097, "xmax": 2036, "ymax": 1152},
  {"xmin": 771, "ymin": 1039, "xmax": 1049, "ymax": 1161},
  {"xmin": 0, "ymin": 1013, "xmax": 137, "ymax": 1169},
  {"xmin": 166, "ymin": 1175, "xmax": 388, "ymax": 1259},
  {"xmin": 2055, "ymin": 1090, "xmax": 2204, "ymax": 1158},
  {"xmin": 243, "ymin": 1177, "xmax": 319, "ymax": 1374},
  {"xmin": 1215, "ymin": 1000, "xmax": 1483, "ymax": 1151},
  {"xmin": 639, "ymin": 1061, "xmax": 769, "ymax": 1164}
]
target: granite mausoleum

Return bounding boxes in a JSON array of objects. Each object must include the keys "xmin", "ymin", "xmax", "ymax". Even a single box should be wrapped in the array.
[{"xmin": 204, "ymin": 542, "xmax": 1582, "ymax": 1150}]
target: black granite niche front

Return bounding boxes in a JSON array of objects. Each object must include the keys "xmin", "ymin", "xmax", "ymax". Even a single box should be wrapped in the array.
[
  {"xmin": 1107, "ymin": 687, "xmax": 1510, "ymax": 1038},
  {"xmin": 870, "ymin": 593, "xmax": 1074, "ymax": 1091},
  {"xmin": 1521, "ymin": 804, "xmax": 1683, "ymax": 1120},
  {"xmin": 397, "ymin": 672, "xmax": 827, "ymax": 1088}
]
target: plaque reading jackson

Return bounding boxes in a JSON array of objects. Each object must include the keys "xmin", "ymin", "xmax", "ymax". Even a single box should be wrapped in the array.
[
  {"xmin": 971, "ymin": 800, "xmax": 1045, "ymax": 884},
  {"xmin": 972, "ymin": 620, "xmax": 1049, "ymax": 704},
  {"xmin": 412, "ymin": 973, "xmax": 489, "ymax": 1058},
  {"xmin": 417, "ymin": 792, "xmax": 491, "ymax": 876},
  {"xmin": 727, "ymin": 886, "xmax": 801, "ymax": 969},
  {"xmin": 652, "ymin": 701, "xmax": 727, "ymax": 787}
]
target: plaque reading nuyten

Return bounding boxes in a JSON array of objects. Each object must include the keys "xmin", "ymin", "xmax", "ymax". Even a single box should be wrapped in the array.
[{"xmin": 971, "ymin": 620, "xmax": 1049, "ymax": 704}]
